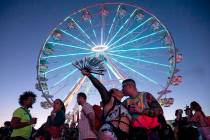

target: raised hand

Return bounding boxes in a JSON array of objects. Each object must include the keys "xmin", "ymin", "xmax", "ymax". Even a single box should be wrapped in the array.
[{"xmin": 81, "ymin": 69, "xmax": 90, "ymax": 77}]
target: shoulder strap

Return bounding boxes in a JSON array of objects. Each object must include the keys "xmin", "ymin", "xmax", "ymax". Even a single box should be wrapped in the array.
[
  {"xmin": 104, "ymin": 97, "xmax": 117, "ymax": 118},
  {"xmin": 20, "ymin": 107, "xmax": 32, "ymax": 120}
]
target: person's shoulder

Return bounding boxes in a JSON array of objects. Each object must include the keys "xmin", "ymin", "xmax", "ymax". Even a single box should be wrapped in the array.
[
  {"xmin": 142, "ymin": 92, "xmax": 155, "ymax": 99},
  {"xmin": 140, "ymin": 91, "xmax": 152, "ymax": 95},
  {"xmin": 83, "ymin": 103, "xmax": 94, "ymax": 112},
  {"xmin": 194, "ymin": 111, "xmax": 203, "ymax": 117},
  {"xmin": 13, "ymin": 107, "xmax": 24, "ymax": 117},
  {"xmin": 84, "ymin": 102, "xmax": 93, "ymax": 108},
  {"xmin": 14, "ymin": 107, "xmax": 24, "ymax": 113}
]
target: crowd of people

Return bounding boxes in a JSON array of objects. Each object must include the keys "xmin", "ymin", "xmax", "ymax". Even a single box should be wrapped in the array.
[{"xmin": 0, "ymin": 69, "xmax": 210, "ymax": 140}]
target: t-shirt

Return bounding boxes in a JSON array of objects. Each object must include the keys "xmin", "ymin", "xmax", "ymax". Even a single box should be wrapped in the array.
[
  {"xmin": 123, "ymin": 92, "xmax": 149, "ymax": 118},
  {"xmin": 123, "ymin": 92, "xmax": 162, "ymax": 118},
  {"xmin": 11, "ymin": 107, "xmax": 32, "ymax": 139},
  {"xmin": 78, "ymin": 103, "xmax": 96, "ymax": 139}
]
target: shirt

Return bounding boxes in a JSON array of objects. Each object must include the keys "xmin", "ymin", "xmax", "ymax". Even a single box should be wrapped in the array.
[
  {"xmin": 123, "ymin": 92, "xmax": 163, "ymax": 118},
  {"xmin": 11, "ymin": 107, "xmax": 32, "ymax": 139},
  {"xmin": 78, "ymin": 103, "xmax": 96, "ymax": 139}
]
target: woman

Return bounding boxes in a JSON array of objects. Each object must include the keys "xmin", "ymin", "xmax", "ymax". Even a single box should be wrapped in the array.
[
  {"xmin": 39, "ymin": 99, "xmax": 65, "ymax": 140},
  {"xmin": 188, "ymin": 101, "xmax": 210, "ymax": 140},
  {"xmin": 47, "ymin": 99, "xmax": 65, "ymax": 127},
  {"xmin": 81, "ymin": 70, "xmax": 131, "ymax": 140}
]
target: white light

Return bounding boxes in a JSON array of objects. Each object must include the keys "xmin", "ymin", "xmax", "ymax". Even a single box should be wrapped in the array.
[{"xmin": 91, "ymin": 45, "xmax": 108, "ymax": 52}]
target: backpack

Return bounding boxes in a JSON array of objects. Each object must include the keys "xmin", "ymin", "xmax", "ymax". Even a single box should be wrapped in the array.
[
  {"xmin": 82, "ymin": 104, "xmax": 103, "ymax": 131},
  {"xmin": 92, "ymin": 105, "xmax": 103, "ymax": 130}
]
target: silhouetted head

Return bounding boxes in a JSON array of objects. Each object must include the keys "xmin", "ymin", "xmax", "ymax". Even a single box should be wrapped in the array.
[
  {"xmin": 53, "ymin": 99, "xmax": 65, "ymax": 113},
  {"xmin": 77, "ymin": 92, "xmax": 87, "ymax": 106},
  {"xmin": 122, "ymin": 79, "xmax": 137, "ymax": 96},
  {"xmin": 19, "ymin": 91, "xmax": 36, "ymax": 108},
  {"xmin": 109, "ymin": 88, "xmax": 124, "ymax": 100}
]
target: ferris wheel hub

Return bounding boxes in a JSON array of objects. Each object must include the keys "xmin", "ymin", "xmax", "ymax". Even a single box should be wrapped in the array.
[{"xmin": 91, "ymin": 45, "xmax": 108, "ymax": 52}]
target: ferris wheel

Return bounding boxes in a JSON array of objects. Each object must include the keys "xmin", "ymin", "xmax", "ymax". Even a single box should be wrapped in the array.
[{"xmin": 36, "ymin": 3, "xmax": 182, "ymax": 110}]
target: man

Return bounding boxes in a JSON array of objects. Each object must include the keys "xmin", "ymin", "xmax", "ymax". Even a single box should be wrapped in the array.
[
  {"xmin": 81, "ymin": 70, "xmax": 131, "ymax": 140},
  {"xmin": 122, "ymin": 79, "xmax": 163, "ymax": 140},
  {"xmin": 10, "ymin": 91, "xmax": 37, "ymax": 140},
  {"xmin": 0, "ymin": 121, "xmax": 12, "ymax": 140},
  {"xmin": 77, "ymin": 92, "xmax": 97, "ymax": 140}
]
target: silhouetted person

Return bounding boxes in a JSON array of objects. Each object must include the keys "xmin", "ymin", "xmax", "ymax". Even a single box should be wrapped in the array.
[
  {"xmin": 10, "ymin": 91, "xmax": 37, "ymax": 140},
  {"xmin": 122, "ymin": 79, "xmax": 163, "ymax": 140},
  {"xmin": 77, "ymin": 92, "xmax": 97, "ymax": 140},
  {"xmin": 187, "ymin": 101, "xmax": 210, "ymax": 140},
  {"xmin": 81, "ymin": 70, "xmax": 131, "ymax": 140}
]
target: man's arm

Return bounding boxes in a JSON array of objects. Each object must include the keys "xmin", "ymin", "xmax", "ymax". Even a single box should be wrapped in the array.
[
  {"xmin": 82, "ymin": 70, "xmax": 111, "ymax": 105},
  {"xmin": 87, "ymin": 112, "xmax": 97, "ymax": 134},
  {"xmin": 11, "ymin": 117, "xmax": 34, "ymax": 129}
]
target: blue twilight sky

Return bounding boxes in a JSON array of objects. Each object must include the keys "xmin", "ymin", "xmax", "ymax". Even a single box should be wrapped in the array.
[{"xmin": 0, "ymin": 0, "xmax": 210, "ymax": 128}]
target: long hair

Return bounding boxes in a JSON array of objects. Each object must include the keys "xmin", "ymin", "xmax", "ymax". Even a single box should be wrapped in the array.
[
  {"xmin": 190, "ymin": 101, "xmax": 206, "ymax": 117},
  {"xmin": 54, "ymin": 99, "xmax": 66, "ymax": 113}
]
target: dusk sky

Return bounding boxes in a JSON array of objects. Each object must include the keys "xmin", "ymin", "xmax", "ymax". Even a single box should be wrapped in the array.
[{"xmin": 0, "ymin": 0, "xmax": 210, "ymax": 128}]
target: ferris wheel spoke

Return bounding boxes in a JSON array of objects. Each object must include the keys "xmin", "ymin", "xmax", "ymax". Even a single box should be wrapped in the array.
[
  {"xmin": 60, "ymin": 29, "xmax": 92, "ymax": 48},
  {"xmin": 109, "ymin": 46, "xmax": 169, "ymax": 53},
  {"xmin": 109, "ymin": 17, "xmax": 153, "ymax": 48},
  {"xmin": 63, "ymin": 76, "xmax": 86, "ymax": 106},
  {"xmin": 107, "ymin": 52, "xmax": 170, "ymax": 68},
  {"xmin": 122, "ymin": 26, "xmax": 149, "ymax": 46},
  {"xmin": 44, "ymin": 61, "xmax": 73, "ymax": 75},
  {"xmin": 110, "ymin": 29, "xmax": 165, "ymax": 51},
  {"xmin": 126, "ymin": 62, "xmax": 169, "ymax": 75},
  {"xmin": 48, "ymin": 41, "xmax": 91, "ymax": 51},
  {"xmin": 106, "ymin": 9, "xmax": 137, "ymax": 46},
  {"xmin": 101, "ymin": 16, "xmax": 104, "ymax": 45},
  {"xmin": 105, "ymin": 63, "xmax": 123, "ymax": 81},
  {"xmin": 108, "ymin": 36, "xmax": 162, "ymax": 53},
  {"xmin": 137, "ymin": 37, "xmax": 162, "ymax": 48},
  {"xmin": 118, "ymin": 18, "xmax": 136, "ymax": 40},
  {"xmin": 106, "ymin": 65, "xmax": 113, "ymax": 80},
  {"xmin": 53, "ymin": 69, "xmax": 78, "ymax": 87},
  {"xmin": 42, "ymin": 52, "xmax": 94, "ymax": 59},
  {"xmin": 51, "ymin": 84, "xmax": 67, "ymax": 96},
  {"xmin": 71, "ymin": 19, "xmax": 97, "ymax": 46},
  {"xmin": 104, "ymin": 5, "xmax": 121, "ymax": 45},
  {"xmin": 111, "ymin": 57, "xmax": 158, "ymax": 85},
  {"xmin": 89, "ymin": 20, "xmax": 97, "ymax": 41}
]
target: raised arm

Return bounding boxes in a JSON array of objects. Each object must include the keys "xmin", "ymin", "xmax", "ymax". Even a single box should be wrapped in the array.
[{"xmin": 82, "ymin": 70, "xmax": 111, "ymax": 105}]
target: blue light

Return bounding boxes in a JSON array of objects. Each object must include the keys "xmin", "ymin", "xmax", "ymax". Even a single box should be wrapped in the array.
[
  {"xmin": 42, "ymin": 52, "xmax": 94, "ymax": 59},
  {"xmin": 45, "ymin": 61, "xmax": 73, "ymax": 75},
  {"xmin": 71, "ymin": 19, "xmax": 97, "ymax": 46},
  {"xmin": 109, "ymin": 17, "xmax": 153, "ymax": 47},
  {"xmin": 60, "ymin": 29, "xmax": 92, "ymax": 48},
  {"xmin": 111, "ymin": 57, "xmax": 158, "ymax": 85},
  {"xmin": 48, "ymin": 41, "xmax": 90, "ymax": 51},
  {"xmin": 106, "ymin": 9, "xmax": 137, "ymax": 46},
  {"xmin": 109, "ymin": 46, "xmax": 169, "ymax": 53},
  {"xmin": 110, "ymin": 29, "xmax": 165, "ymax": 50},
  {"xmin": 104, "ymin": 5, "xmax": 121, "ymax": 44},
  {"xmin": 107, "ymin": 52, "xmax": 170, "ymax": 68},
  {"xmin": 53, "ymin": 69, "xmax": 77, "ymax": 87}
]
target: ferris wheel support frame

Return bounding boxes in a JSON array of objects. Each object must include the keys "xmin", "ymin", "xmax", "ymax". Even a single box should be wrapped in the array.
[{"xmin": 64, "ymin": 76, "xmax": 87, "ymax": 107}]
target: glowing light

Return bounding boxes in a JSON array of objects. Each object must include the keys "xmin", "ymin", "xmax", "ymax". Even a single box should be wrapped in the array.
[
  {"xmin": 91, "ymin": 45, "xmax": 108, "ymax": 52},
  {"xmin": 111, "ymin": 58, "xmax": 158, "ymax": 85}
]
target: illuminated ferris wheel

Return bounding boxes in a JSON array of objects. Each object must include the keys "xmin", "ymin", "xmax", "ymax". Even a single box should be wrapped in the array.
[{"xmin": 36, "ymin": 3, "xmax": 183, "ymax": 111}]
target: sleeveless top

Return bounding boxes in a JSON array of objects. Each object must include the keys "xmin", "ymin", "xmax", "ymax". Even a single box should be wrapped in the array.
[{"xmin": 104, "ymin": 97, "xmax": 132, "ymax": 127}]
